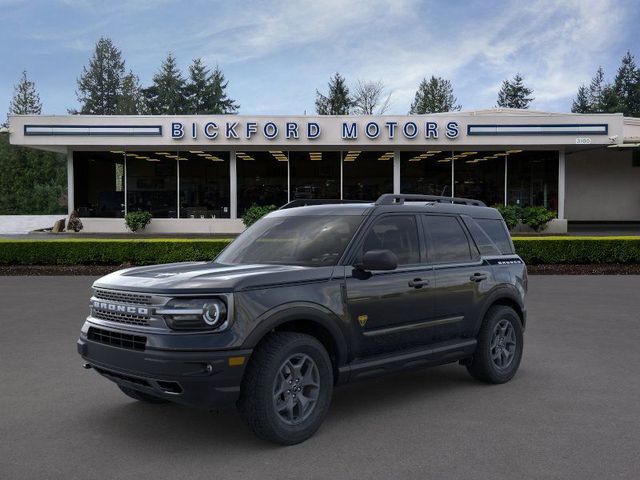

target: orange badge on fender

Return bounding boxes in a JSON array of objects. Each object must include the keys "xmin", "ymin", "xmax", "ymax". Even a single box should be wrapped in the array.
[{"xmin": 358, "ymin": 314, "xmax": 368, "ymax": 327}]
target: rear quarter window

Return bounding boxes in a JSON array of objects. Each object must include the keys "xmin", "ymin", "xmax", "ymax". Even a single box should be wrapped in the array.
[{"xmin": 475, "ymin": 218, "xmax": 514, "ymax": 255}]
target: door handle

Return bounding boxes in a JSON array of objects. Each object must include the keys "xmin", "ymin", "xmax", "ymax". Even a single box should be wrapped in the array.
[
  {"xmin": 470, "ymin": 272, "xmax": 488, "ymax": 282},
  {"xmin": 408, "ymin": 278, "xmax": 429, "ymax": 288}
]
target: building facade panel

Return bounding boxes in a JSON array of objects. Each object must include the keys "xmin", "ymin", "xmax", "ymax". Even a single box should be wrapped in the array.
[{"xmin": 8, "ymin": 111, "xmax": 640, "ymax": 233}]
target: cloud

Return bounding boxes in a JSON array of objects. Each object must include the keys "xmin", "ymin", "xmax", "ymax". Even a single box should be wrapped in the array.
[{"xmin": 1, "ymin": 0, "xmax": 636, "ymax": 114}]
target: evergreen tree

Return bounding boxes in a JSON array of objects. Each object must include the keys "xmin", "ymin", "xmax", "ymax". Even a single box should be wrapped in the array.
[
  {"xmin": 75, "ymin": 37, "xmax": 125, "ymax": 114},
  {"xmin": 571, "ymin": 85, "xmax": 591, "ymax": 113},
  {"xmin": 185, "ymin": 59, "xmax": 239, "ymax": 114},
  {"xmin": 116, "ymin": 71, "xmax": 144, "ymax": 115},
  {"xmin": 8, "ymin": 70, "xmax": 42, "ymax": 117},
  {"xmin": 588, "ymin": 66, "xmax": 607, "ymax": 111},
  {"xmin": 409, "ymin": 76, "xmax": 461, "ymax": 114},
  {"xmin": 143, "ymin": 53, "xmax": 187, "ymax": 115},
  {"xmin": 208, "ymin": 65, "xmax": 239, "ymax": 114},
  {"xmin": 613, "ymin": 51, "xmax": 640, "ymax": 117},
  {"xmin": 0, "ymin": 134, "xmax": 66, "ymax": 215},
  {"xmin": 315, "ymin": 73, "xmax": 352, "ymax": 115},
  {"xmin": 496, "ymin": 73, "xmax": 534, "ymax": 109}
]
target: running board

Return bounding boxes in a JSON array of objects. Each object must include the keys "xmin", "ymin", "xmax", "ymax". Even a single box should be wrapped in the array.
[{"xmin": 338, "ymin": 338, "xmax": 477, "ymax": 383}]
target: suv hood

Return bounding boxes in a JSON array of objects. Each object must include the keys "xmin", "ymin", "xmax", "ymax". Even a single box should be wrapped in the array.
[{"xmin": 92, "ymin": 262, "xmax": 336, "ymax": 294}]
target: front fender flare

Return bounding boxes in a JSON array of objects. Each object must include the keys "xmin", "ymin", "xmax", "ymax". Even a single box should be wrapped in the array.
[{"xmin": 241, "ymin": 302, "xmax": 350, "ymax": 366}]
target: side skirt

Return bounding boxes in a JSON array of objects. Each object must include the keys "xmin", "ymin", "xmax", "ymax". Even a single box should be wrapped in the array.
[{"xmin": 337, "ymin": 338, "xmax": 477, "ymax": 384}]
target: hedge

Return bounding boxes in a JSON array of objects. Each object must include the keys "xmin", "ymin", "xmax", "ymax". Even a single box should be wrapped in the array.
[
  {"xmin": 1, "ymin": 237, "xmax": 640, "ymax": 266},
  {"xmin": 512, "ymin": 237, "xmax": 640, "ymax": 265},
  {"xmin": 0, "ymin": 239, "xmax": 232, "ymax": 265}
]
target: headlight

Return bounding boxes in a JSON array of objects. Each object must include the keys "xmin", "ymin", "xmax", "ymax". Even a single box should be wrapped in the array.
[{"xmin": 157, "ymin": 298, "xmax": 228, "ymax": 331}]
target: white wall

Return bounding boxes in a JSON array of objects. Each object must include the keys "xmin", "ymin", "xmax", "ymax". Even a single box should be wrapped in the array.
[
  {"xmin": 566, "ymin": 149, "xmax": 640, "ymax": 221},
  {"xmin": 81, "ymin": 218, "xmax": 245, "ymax": 234},
  {"xmin": 0, "ymin": 215, "xmax": 66, "ymax": 234}
]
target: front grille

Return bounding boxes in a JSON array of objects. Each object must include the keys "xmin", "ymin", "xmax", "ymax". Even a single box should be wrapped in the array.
[
  {"xmin": 94, "ymin": 289, "xmax": 152, "ymax": 305},
  {"xmin": 92, "ymin": 310, "xmax": 150, "ymax": 327},
  {"xmin": 88, "ymin": 327, "xmax": 146, "ymax": 351}
]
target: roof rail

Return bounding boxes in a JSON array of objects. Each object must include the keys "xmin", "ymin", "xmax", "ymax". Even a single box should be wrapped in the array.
[
  {"xmin": 375, "ymin": 194, "xmax": 486, "ymax": 207},
  {"xmin": 279, "ymin": 199, "xmax": 369, "ymax": 210}
]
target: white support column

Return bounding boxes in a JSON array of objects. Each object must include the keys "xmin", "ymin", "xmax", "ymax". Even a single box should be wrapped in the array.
[
  {"xmin": 176, "ymin": 158, "xmax": 180, "ymax": 219},
  {"xmin": 504, "ymin": 154, "xmax": 508, "ymax": 206},
  {"xmin": 451, "ymin": 152, "xmax": 455, "ymax": 197},
  {"xmin": 393, "ymin": 150, "xmax": 401, "ymax": 194},
  {"xmin": 558, "ymin": 148, "xmax": 566, "ymax": 220},
  {"xmin": 230, "ymin": 150, "xmax": 237, "ymax": 219},
  {"xmin": 123, "ymin": 154, "xmax": 127, "ymax": 215},
  {"xmin": 66, "ymin": 148, "xmax": 74, "ymax": 216},
  {"xmin": 340, "ymin": 151, "xmax": 344, "ymax": 199},
  {"xmin": 287, "ymin": 153, "xmax": 291, "ymax": 202}
]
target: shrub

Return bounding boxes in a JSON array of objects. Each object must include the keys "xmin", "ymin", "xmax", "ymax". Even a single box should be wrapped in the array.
[
  {"xmin": 0, "ymin": 239, "xmax": 232, "ymax": 265},
  {"xmin": 66, "ymin": 210, "xmax": 83, "ymax": 232},
  {"xmin": 125, "ymin": 210, "xmax": 152, "ymax": 232},
  {"xmin": 521, "ymin": 206, "xmax": 556, "ymax": 232},
  {"xmin": 242, "ymin": 204, "xmax": 277, "ymax": 227},
  {"xmin": 512, "ymin": 237, "xmax": 640, "ymax": 265},
  {"xmin": 492, "ymin": 204, "xmax": 556, "ymax": 232},
  {"xmin": 492, "ymin": 204, "xmax": 521, "ymax": 230}
]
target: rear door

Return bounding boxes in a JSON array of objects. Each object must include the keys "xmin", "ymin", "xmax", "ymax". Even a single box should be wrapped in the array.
[
  {"xmin": 422, "ymin": 214, "xmax": 493, "ymax": 340},
  {"xmin": 344, "ymin": 214, "xmax": 436, "ymax": 357}
]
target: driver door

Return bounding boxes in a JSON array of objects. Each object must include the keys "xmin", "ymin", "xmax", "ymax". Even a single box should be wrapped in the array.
[{"xmin": 344, "ymin": 214, "xmax": 436, "ymax": 357}]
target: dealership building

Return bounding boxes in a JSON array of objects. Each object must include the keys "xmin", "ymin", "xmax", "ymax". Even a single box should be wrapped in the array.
[{"xmin": 8, "ymin": 109, "xmax": 640, "ymax": 234}]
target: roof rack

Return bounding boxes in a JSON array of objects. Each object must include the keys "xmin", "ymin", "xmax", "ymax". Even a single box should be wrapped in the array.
[
  {"xmin": 375, "ymin": 194, "xmax": 486, "ymax": 207},
  {"xmin": 279, "ymin": 199, "xmax": 369, "ymax": 210}
]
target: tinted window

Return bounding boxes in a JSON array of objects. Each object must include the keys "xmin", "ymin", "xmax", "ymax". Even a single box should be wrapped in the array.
[
  {"xmin": 476, "ymin": 218, "xmax": 514, "ymax": 254},
  {"xmin": 217, "ymin": 215, "xmax": 363, "ymax": 267},
  {"xmin": 462, "ymin": 216, "xmax": 501, "ymax": 256},
  {"xmin": 423, "ymin": 215, "xmax": 472, "ymax": 263},
  {"xmin": 361, "ymin": 216, "xmax": 420, "ymax": 265}
]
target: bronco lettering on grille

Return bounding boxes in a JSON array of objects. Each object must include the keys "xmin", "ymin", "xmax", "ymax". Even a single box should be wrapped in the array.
[{"xmin": 91, "ymin": 300, "xmax": 149, "ymax": 316}]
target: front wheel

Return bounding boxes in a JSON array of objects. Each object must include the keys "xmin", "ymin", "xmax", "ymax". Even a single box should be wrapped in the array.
[
  {"xmin": 238, "ymin": 332, "xmax": 333, "ymax": 445},
  {"xmin": 466, "ymin": 305, "xmax": 523, "ymax": 384}
]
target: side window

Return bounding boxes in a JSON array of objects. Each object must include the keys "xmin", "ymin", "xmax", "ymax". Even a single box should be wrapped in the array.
[
  {"xmin": 476, "ymin": 218, "xmax": 514, "ymax": 254},
  {"xmin": 462, "ymin": 216, "xmax": 501, "ymax": 256},
  {"xmin": 423, "ymin": 215, "xmax": 472, "ymax": 264},
  {"xmin": 361, "ymin": 215, "xmax": 420, "ymax": 265}
]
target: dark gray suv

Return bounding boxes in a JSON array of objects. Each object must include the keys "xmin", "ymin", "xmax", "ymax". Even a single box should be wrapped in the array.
[{"xmin": 77, "ymin": 194, "xmax": 527, "ymax": 444}]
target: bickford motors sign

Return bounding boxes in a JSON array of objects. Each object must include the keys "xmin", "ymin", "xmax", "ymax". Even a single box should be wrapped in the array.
[{"xmin": 170, "ymin": 119, "xmax": 461, "ymax": 141}]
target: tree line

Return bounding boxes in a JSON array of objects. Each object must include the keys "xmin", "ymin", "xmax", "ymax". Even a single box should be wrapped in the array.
[{"xmin": 5, "ymin": 36, "xmax": 640, "ymax": 119}]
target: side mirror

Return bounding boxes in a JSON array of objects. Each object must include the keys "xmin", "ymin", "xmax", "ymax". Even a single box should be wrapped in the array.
[{"xmin": 358, "ymin": 249, "xmax": 398, "ymax": 271}]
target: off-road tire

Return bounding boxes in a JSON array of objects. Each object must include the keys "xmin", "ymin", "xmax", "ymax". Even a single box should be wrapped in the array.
[
  {"xmin": 466, "ymin": 305, "xmax": 523, "ymax": 384},
  {"xmin": 238, "ymin": 332, "xmax": 333, "ymax": 445},
  {"xmin": 118, "ymin": 385, "xmax": 169, "ymax": 404}
]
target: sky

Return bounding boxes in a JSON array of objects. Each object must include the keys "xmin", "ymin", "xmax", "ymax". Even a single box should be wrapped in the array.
[{"xmin": 1, "ymin": 0, "xmax": 639, "ymax": 117}]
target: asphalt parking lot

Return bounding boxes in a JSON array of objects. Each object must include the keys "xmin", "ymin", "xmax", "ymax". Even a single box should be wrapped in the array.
[{"xmin": 1, "ymin": 276, "xmax": 639, "ymax": 480}]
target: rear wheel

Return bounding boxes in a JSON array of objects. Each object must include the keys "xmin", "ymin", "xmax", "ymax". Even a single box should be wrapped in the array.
[
  {"xmin": 118, "ymin": 385, "xmax": 169, "ymax": 404},
  {"xmin": 466, "ymin": 305, "xmax": 523, "ymax": 384},
  {"xmin": 238, "ymin": 332, "xmax": 333, "ymax": 445}
]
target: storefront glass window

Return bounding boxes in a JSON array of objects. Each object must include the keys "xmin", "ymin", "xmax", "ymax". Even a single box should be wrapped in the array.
[
  {"xmin": 400, "ymin": 150, "xmax": 453, "ymax": 196},
  {"xmin": 73, "ymin": 151, "xmax": 125, "ymax": 218},
  {"xmin": 343, "ymin": 150, "xmax": 393, "ymax": 201},
  {"xmin": 289, "ymin": 151, "xmax": 340, "ymax": 200},
  {"xmin": 507, "ymin": 150, "xmax": 558, "ymax": 210},
  {"xmin": 126, "ymin": 151, "xmax": 177, "ymax": 218},
  {"xmin": 454, "ymin": 151, "xmax": 505, "ymax": 206},
  {"xmin": 237, "ymin": 150, "xmax": 288, "ymax": 215},
  {"xmin": 178, "ymin": 151, "xmax": 230, "ymax": 218}
]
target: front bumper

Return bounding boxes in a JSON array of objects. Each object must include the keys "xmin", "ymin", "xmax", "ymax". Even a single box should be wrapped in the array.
[{"xmin": 77, "ymin": 332, "xmax": 251, "ymax": 409}]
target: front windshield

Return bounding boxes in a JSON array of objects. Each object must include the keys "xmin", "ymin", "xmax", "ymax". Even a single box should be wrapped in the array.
[{"xmin": 217, "ymin": 215, "xmax": 364, "ymax": 267}]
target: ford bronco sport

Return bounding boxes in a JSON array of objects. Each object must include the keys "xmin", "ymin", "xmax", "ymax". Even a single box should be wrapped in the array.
[{"xmin": 78, "ymin": 194, "xmax": 527, "ymax": 444}]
